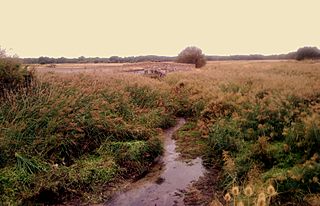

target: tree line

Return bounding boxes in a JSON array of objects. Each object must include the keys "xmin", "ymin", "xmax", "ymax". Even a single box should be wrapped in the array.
[
  {"xmin": 21, "ymin": 46, "xmax": 320, "ymax": 64},
  {"xmin": 23, "ymin": 55, "xmax": 175, "ymax": 64}
]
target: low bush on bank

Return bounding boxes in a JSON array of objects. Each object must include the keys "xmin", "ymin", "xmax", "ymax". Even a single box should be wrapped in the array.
[{"xmin": 0, "ymin": 55, "xmax": 34, "ymax": 99}]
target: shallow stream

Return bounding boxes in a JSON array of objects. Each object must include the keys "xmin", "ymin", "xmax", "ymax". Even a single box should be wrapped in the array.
[{"xmin": 106, "ymin": 118, "xmax": 206, "ymax": 206}]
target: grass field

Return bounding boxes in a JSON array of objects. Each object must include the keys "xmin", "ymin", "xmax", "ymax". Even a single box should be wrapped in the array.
[{"xmin": 1, "ymin": 60, "xmax": 320, "ymax": 205}]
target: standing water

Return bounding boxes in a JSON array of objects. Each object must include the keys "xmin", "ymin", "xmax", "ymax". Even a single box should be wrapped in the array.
[{"xmin": 106, "ymin": 118, "xmax": 206, "ymax": 206}]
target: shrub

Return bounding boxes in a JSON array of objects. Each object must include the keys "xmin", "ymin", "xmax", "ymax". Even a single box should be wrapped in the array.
[
  {"xmin": 0, "ymin": 50, "xmax": 34, "ymax": 99},
  {"xmin": 295, "ymin": 46, "xmax": 320, "ymax": 61},
  {"xmin": 176, "ymin": 46, "xmax": 206, "ymax": 68}
]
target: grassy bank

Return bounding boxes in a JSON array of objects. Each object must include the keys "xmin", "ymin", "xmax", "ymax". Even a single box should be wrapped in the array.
[
  {"xmin": 167, "ymin": 61, "xmax": 320, "ymax": 205},
  {"xmin": 0, "ymin": 70, "xmax": 177, "ymax": 204}
]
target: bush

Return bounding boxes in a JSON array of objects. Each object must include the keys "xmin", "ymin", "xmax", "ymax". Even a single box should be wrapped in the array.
[
  {"xmin": 0, "ymin": 50, "xmax": 34, "ymax": 99},
  {"xmin": 176, "ymin": 46, "xmax": 207, "ymax": 68},
  {"xmin": 295, "ymin": 46, "xmax": 320, "ymax": 61}
]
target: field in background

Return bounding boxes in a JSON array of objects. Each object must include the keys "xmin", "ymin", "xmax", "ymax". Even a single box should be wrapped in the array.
[
  {"xmin": 34, "ymin": 62, "xmax": 194, "ymax": 74},
  {"xmin": 1, "ymin": 60, "xmax": 320, "ymax": 205}
]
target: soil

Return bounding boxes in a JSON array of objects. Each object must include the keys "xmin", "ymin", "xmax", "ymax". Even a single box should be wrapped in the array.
[{"xmin": 183, "ymin": 165, "xmax": 224, "ymax": 206}]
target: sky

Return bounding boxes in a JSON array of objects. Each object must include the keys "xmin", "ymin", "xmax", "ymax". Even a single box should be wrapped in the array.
[{"xmin": 1, "ymin": 0, "xmax": 319, "ymax": 58}]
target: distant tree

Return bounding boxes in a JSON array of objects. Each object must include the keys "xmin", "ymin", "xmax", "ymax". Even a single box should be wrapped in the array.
[
  {"xmin": 176, "ymin": 46, "xmax": 206, "ymax": 68},
  {"xmin": 78, "ymin": 56, "xmax": 86, "ymax": 63},
  {"xmin": 57, "ymin": 57, "xmax": 67, "ymax": 64},
  {"xmin": 109, "ymin": 56, "xmax": 121, "ymax": 63},
  {"xmin": 295, "ymin": 46, "xmax": 320, "ymax": 61},
  {"xmin": 284, "ymin": 51, "xmax": 297, "ymax": 60},
  {"xmin": 38, "ymin": 56, "xmax": 55, "ymax": 64}
]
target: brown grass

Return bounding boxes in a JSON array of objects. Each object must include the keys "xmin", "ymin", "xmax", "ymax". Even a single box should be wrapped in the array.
[
  {"xmin": 2, "ymin": 59, "xmax": 319, "ymax": 204},
  {"xmin": 167, "ymin": 60, "xmax": 320, "ymax": 98}
]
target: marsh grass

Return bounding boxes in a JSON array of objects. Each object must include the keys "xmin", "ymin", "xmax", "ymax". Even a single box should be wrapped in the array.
[
  {"xmin": 0, "ymin": 72, "xmax": 175, "ymax": 204},
  {"xmin": 1, "ymin": 60, "xmax": 320, "ymax": 205},
  {"xmin": 169, "ymin": 61, "xmax": 320, "ymax": 205}
]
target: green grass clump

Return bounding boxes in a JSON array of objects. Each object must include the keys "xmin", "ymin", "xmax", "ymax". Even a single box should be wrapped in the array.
[
  {"xmin": 0, "ymin": 155, "xmax": 118, "ymax": 204},
  {"xmin": 174, "ymin": 121, "xmax": 206, "ymax": 160},
  {"xmin": 99, "ymin": 138, "xmax": 162, "ymax": 177}
]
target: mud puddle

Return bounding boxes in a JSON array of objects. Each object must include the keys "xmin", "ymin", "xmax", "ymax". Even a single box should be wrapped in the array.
[{"xmin": 106, "ymin": 118, "xmax": 207, "ymax": 206}]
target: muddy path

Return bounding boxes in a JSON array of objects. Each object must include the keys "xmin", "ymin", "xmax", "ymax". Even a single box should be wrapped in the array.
[{"xmin": 105, "ymin": 118, "xmax": 207, "ymax": 206}]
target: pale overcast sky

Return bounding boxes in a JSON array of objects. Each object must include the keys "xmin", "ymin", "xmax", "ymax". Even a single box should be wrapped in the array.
[{"xmin": 1, "ymin": 0, "xmax": 319, "ymax": 57}]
